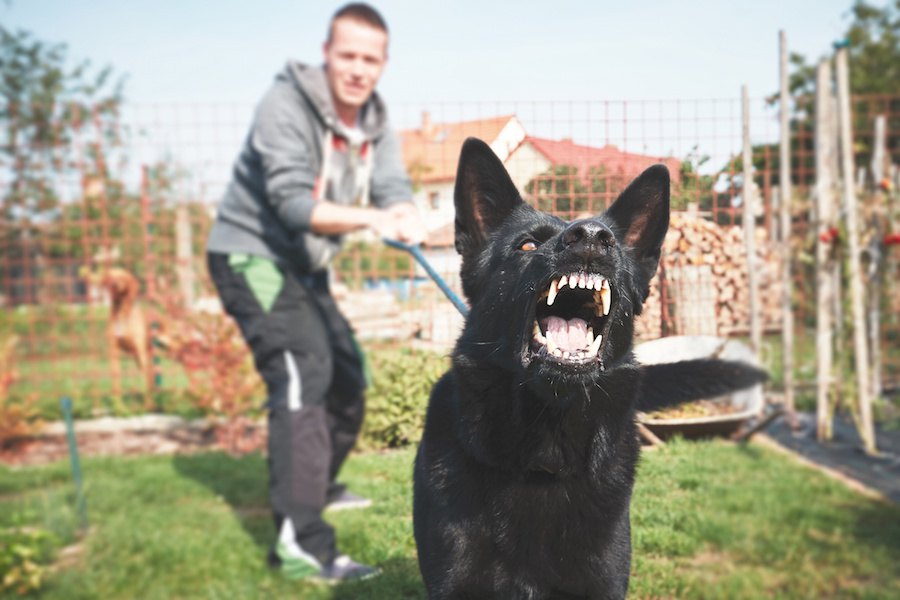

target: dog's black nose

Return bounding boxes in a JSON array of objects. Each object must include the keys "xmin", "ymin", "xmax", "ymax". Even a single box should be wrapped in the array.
[{"xmin": 563, "ymin": 219, "xmax": 615, "ymax": 257}]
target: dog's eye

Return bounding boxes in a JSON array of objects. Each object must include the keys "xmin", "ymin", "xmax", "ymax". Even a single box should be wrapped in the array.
[{"xmin": 520, "ymin": 240, "xmax": 539, "ymax": 252}]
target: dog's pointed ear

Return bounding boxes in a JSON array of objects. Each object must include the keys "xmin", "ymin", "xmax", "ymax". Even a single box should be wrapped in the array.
[
  {"xmin": 454, "ymin": 137, "xmax": 524, "ymax": 257},
  {"xmin": 605, "ymin": 164, "xmax": 670, "ymax": 276}
]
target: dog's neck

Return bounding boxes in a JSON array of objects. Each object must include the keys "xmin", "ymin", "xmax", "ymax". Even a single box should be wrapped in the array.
[{"xmin": 451, "ymin": 359, "xmax": 641, "ymax": 477}]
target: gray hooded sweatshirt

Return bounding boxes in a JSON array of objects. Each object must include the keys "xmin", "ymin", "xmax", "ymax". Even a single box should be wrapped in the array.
[{"xmin": 207, "ymin": 62, "xmax": 412, "ymax": 273}]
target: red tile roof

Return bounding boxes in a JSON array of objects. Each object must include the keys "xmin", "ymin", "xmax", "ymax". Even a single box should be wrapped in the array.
[
  {"xmin": 400, "ymin": 114, "xmax": 517, "ymax": 184},
  {"xmin": 522, "ymin": 137, "xmax": 681, "ymax": 185}
]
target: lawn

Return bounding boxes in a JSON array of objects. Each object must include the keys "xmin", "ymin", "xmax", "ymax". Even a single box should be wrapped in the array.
[{"xmin": 1, "ymin": 439, "xmax": 899, "ymax": 599}]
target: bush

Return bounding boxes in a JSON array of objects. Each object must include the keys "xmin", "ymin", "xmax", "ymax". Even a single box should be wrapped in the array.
[
  {"xmin": 0, "ymin": 525, "xmax": 58, "ymax": 596},
  {"xmin": 0, "ymin": 335, "xmax": 40, "ymax": 447},
  {"xmin": 155, "ymin": 293, "xmax": 265, "ymax": 454},
  {"xmin": 360, "ymin": 347, "xmax": 449, "ymax": 450}
]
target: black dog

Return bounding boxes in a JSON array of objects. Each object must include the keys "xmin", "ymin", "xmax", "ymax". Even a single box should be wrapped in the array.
[{"xmin": 413, "ymin": 138, "xmax": 766, "ymax": 599}]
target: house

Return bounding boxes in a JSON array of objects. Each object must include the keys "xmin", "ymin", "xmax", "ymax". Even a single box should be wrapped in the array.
[
  {"xmin": 399, "ymin": 114, "xmax": 681, "ymax": 245},
  {"xmin": 400, "ymin": 113, "xmax": 527, "ymax": 230},
  {"xmin": 505, "ymin": 136, "xmax": 682, "ymax": 213}
]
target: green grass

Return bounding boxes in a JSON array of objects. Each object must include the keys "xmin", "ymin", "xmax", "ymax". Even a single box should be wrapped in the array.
[
  {"xmin": 1, "ymin": 439, "xmax": 898, "ymax": 599},
  {"xmin": 15, "ymin": 355, "xmax": 195, "ymax": 420}
]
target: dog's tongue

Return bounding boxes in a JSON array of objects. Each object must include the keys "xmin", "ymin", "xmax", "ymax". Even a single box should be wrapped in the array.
[{"xmin": 543, "ymin": 316, "xmax": 589, "ymax": 352}]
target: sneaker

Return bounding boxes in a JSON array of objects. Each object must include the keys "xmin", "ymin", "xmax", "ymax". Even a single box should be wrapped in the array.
[
  {"xmin": 324, "ymin": 490, "xmax": 373, "ymax": 512},
  {"xmin": 267, "ymin": 545, "xmax": 321, "ymax": 581},
  {"xmin": 269, "ymin": 549, "xmax": 381, "ymax": 583},
  {"xmin": 317, "ymin": 554, "xmax": 381, "ymax": 582}
]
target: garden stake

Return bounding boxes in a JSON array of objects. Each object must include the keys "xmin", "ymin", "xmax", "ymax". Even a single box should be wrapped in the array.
[
  {"xmin": 60, "ymin": 396, "xmax": 89, "ymax": 531},
  {"xmin": 383, "ymin": 238, "xmax": 469, "ymax": 317}
]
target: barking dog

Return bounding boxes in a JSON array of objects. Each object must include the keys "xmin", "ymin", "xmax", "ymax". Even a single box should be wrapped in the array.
[{"xmin": 412, "ymin": 138, "xmax": 766, "ymax": 599}]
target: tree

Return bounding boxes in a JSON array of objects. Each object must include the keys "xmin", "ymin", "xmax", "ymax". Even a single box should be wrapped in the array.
[
  {"xmin": 787, "ymin": 1, "xmax": 900, "ymax": 97},
  {"xmin": 1, "ymin": 25, "xmax": 124, "ymax": 225},
  {"xmin": 525, "ymin": 165, "xmax": 589, "ymax": 217},
  {"xmin": 1, "ymin": 26, "xmax": 125, "ymax": 303}
]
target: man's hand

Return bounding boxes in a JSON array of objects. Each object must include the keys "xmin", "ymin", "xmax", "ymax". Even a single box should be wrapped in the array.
[{"xmin": 371, "ymin": 202, "xmax": 426, "ymax": 245}]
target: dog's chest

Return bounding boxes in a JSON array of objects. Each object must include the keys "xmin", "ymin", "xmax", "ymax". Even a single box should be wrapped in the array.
[{"xmin": 491, "ymin": 475, "xmax": 618, "ymax": 551}]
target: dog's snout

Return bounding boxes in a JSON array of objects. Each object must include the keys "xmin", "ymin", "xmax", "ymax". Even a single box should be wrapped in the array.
[{"xmin": 563, "ymin": 219, "xmax": 615, "ymax": 256}]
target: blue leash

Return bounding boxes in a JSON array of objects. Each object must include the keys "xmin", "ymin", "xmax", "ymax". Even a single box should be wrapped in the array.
[{"xmin": 383, "ymin": 238, "xmax": 469, "ymax": 317}]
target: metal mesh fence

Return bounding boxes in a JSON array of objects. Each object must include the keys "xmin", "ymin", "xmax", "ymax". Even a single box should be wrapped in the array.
[{"xmin": 1, "ymin": 94, "xmax": 898, "ymax": 415}]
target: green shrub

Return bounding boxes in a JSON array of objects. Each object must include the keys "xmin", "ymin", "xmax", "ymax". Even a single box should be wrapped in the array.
[
  {"xmin": 0, "ymin": 525, "xmax": 58, "ymax": 595},
  {"xmin": 360, "ymin": 347, "xmax": 449, "ymax": 450}
]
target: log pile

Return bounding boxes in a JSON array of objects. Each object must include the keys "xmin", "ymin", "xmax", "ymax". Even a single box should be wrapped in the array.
[{"xmin": 636, "ymin": 213, "xmax": 783, "ymax": 339}]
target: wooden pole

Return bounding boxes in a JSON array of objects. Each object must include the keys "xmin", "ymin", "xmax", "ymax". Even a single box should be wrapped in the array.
[
  {"xmin": 835, "ymin": 48, "xmax": 876, "ymax": 454},
  {"xmin": 778, "ymin": 31, "xmax": 796, "ymax": 423},
  {"xmin": 868, "ymin": 115, "xmax": 887, "ymax": 400},
  {"xmin": 814, "ymin": 59, "xmax": 837, "ymax": 441},
  {"xmin": 741, "ymin": 85, "xmax": 762, "ymax": 354},
  {"xmin": 175, "ymin": 204, "xmax": 195, "ymax": 310}
]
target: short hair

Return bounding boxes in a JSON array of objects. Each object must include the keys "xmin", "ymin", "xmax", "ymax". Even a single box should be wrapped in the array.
[{"xmin": 327, "ymin": 3, "xmax": 388, "ymax": 43}]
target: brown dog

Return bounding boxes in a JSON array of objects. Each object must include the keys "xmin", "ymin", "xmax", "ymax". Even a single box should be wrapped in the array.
[{"xmin": 82, "ymin": 266, "xmax": 155, "ymax": 402}]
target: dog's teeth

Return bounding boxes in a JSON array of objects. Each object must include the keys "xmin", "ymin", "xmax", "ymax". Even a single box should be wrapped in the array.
[
  {"xmin": 559, "ymin": 275, "xmax": 568, "ymax": 289},
  {"xmin": 547, "ymin": 335, "xmax": 557, "ymax": 354},
  {"xmin": 593, "ymin": 291, "xmax": 603, "ymax": 316},
  {"xmin": 547, "ymin": 279, "xmax": 559, "ymax": 306},
  {"xmin": 586, "ymin": 277, "xmax": 595, "ymax": 291},
  {"xmin": 587, "ymin": 327, "xmax": 594, "ymax": 347},
  {"xmin": 590, "ymin": 333, "xmax": 603, "ymax": 356},
  {"xmin": 553, "ymin": 348, "xmax": 563, "ymax": 358},
  {"xmin": 600, "ymin": 279, "xmax": 611, "ymax": 316},
  {"xmin": 578, "ymin": 275, "xmax": 586, "ymax": 289},
  {"xmin": 562, "ymin": 351, "xmax": 570, "ymax": 359},
  {"xmin": 533, "ymin": 321, "xmax": 546, "ymax": 344}
]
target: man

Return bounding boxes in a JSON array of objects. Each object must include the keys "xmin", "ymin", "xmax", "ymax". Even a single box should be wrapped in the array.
[{"xmin": 206, "ymin": 3, "xmax": 422, "ymax": 582}]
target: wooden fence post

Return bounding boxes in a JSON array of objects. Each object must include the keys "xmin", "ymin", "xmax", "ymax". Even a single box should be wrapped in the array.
[
  {"xmin": 778, "ymin": 31, "xmax": 796, "ymax": 422},
  {"xmin": 175, "ymin": 204, "xmax": 195, "ymax": 310},
  {"xmin": 868, "ymin": 115, "xmax": 887, "ymax": 400},
  {"xmin": 741, "ymin": 85, "xmax": 762, "ymax": 355},
  {"xmin": 814, "ymin": 59, "xmax": 838, "ymax": 441},
  {"xmin": 835, "ymin": 47, "xmax": 876, "ymax": 454}
]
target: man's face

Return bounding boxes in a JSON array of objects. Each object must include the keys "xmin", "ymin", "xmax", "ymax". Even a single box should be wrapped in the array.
[{"xmin": 323, "ymin": 18, "xmax": 388, "ymax": 118}]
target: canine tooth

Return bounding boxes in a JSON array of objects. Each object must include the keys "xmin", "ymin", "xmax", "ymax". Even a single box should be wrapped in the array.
[
  {"xmin": 558, "ymin": 275, "xmax": 568, "ymax": 289},
  {"xmin": 600, "ymin": 279, "xmax": 611, "ymax": 316},
  {"xmin": 590, "ymin": 334, "xmax": 603, "ymax": 356},
  {"xmin": 547, "ymin": 279, "xmax": 559, "ymax": 306}
]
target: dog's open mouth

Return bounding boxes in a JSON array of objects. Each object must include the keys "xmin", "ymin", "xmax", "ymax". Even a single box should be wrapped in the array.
[{"xmin": 530, "ymin": 272, "xmax": 612, "ymax": 365}]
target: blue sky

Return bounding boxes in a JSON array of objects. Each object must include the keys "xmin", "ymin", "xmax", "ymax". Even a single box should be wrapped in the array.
[
  {"xmin": 2, "ymin": 0, "xmax": 869, "ymax": 106},
  {"xmin": 3, "ymin": 0, "xmax": 879, "ymax": 193}
]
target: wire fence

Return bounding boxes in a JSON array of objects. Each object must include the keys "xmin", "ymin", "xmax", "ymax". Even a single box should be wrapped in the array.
[{"xmin": 1, "ymin": 94, "xmax": 898, "ymax": 416}]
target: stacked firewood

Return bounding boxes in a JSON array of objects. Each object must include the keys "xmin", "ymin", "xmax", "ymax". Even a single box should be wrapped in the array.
[{"xmin": 636, "ymin": 213, "xmax": 783, "ymax": 339}]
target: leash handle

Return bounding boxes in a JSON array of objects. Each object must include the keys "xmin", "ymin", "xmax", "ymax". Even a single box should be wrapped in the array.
[{"xmin": 383, "ymin": 238, "xmax": 469, "ymax": 317}]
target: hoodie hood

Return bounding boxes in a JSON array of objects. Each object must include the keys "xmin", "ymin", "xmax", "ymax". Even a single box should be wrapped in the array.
[{"xmin": 283, "ymin": 61, "xmax": 389, "ymax": 141}]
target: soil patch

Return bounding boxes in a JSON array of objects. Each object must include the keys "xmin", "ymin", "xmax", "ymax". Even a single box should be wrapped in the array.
[{"xmin": 0, "ymin": 417, "xmax": 267, "ymax": 466}]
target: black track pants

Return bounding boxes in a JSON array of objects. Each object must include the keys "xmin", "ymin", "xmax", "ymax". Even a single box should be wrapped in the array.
[{"xmin": 207, "ymin": 252, "xmax": 366, "ymax": 565}]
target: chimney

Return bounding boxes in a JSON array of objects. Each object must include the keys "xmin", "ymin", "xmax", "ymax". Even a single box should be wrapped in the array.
[{"xmin": 421, "ymin": 111, "xmax": 435, "ymax": 138}]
